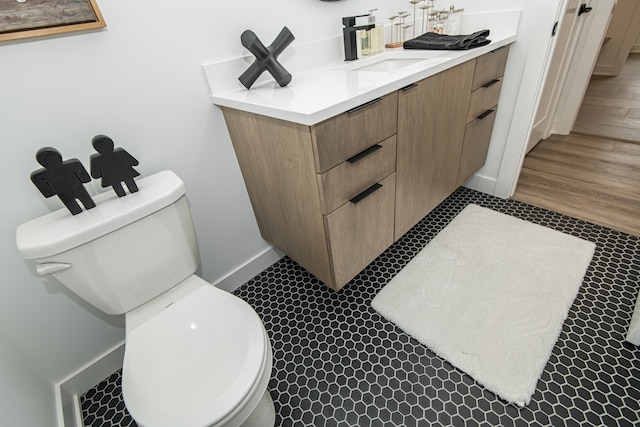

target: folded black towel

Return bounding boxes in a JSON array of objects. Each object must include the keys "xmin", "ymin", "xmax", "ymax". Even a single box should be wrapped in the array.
[{"xmin": 403, "ymin": 29, "xmax": 491, "ymax": 50}]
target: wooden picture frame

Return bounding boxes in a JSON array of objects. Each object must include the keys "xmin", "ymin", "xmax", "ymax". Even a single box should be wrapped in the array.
[{"xmin": 0, "ymin": 0, "xmax": 106, "ymax": 42}]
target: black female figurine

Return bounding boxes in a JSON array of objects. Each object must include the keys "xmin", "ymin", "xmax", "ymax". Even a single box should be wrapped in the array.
[
  {"xmin": 90, "ymin": 134, "xmax": 140, "ymax": 197},
  {"xmin": 30, "ymin": 147, "xmax": 96, "ymax": 215}
]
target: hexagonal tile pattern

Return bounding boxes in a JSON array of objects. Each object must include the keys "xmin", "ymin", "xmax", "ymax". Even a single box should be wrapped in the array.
[
  {"xmin": 81, "ymin": 371, "xmax": 136, "ymax": 427},
  {"xmin": 81, "ymin": 187, "xmax": 640, "ymax": 426}
]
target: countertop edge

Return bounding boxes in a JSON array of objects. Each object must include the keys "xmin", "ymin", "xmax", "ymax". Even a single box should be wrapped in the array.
[{"xmin": 211, "ymin": 35, "xmax": 516, "ymax": 126}]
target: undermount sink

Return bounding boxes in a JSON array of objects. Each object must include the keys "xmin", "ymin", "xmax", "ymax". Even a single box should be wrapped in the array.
[
  {"xmin": 336, "ymin": 53, "xmax": 435, "ymax": 73},
  {"xmin": 351, "ymin": 57, "xmax": 428, "ymax": 72}
]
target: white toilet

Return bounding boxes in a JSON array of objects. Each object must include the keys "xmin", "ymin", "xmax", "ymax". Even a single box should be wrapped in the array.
[{"xmin": 16, "ymin": 170, "xmax": 276, "ymax": 427}]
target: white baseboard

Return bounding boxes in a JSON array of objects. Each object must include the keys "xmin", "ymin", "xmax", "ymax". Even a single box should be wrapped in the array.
[
  {"xmin": 212, "ymin": 246, "xmax": 283, "ymax": 292},
  {"xmin": 592, "ymin": 63, "xmax": 614, "ymax": 76},
  {"xmin": 463, "ymin": 173, "xmax": 498, "ymax": 197},
  {"xmin": 55, "ymin": 343, "xmax": 125, "ymax": 427}
]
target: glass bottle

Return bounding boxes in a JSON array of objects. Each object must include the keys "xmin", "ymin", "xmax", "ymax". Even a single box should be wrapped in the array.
[{"xmin": 447, "ymin": 6, "xmax": 463, "ymax": 35}]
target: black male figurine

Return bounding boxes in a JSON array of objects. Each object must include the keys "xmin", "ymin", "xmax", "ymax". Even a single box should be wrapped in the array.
[
  {"xmin": 238, "ymin": 26, "xmax": 295, "ymax": 89},
  {"xmin": 90, "ymin": 134, "xmax": 140, "ymax": 197},
  {"xmin": 30, "ymin": 147, "xmax": 96, "ymax": 215}
]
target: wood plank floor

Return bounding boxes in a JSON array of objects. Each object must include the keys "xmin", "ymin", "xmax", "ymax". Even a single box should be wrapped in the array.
[
  {"xmin": 573, "ymin": 53, "xmax": 640, "ymax": 143},
  {"xmin": 513, "ymin": 134, "xmax": 640, "ymax": 236},
  {"xmin": 513, "ymin": 54, "xmax": 640, "ymax": 236}
]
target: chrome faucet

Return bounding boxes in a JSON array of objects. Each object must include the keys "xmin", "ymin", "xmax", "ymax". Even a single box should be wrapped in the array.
[{"xmin": 342, "ymin": 15, "xmax": 375, "ymax": 61}]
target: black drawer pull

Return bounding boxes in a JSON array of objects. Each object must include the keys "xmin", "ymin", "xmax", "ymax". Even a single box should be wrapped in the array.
[
  {"xmin": 350, "ymin": 183, "xmax": 383, "ymax": 204},
  {"xmin": 347, "ymin": 97, "xmax": 383, "ymax": 115},
  {"xmin": 477, "ymin": 109, "xmax": 495, "ymax": 120},
  {"xmin": 347, "ymin": 144, "xmax": 383, "ymax": 164},
  {"xmin": 482, "ymin": 78, "xmax": 501, "ymax": 89},
  {"xmin": 401, "ymin": 83, "xmax": 418, "ymax": 92}
]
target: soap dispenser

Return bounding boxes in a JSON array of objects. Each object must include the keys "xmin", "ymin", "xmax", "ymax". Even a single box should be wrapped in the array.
[{"xmin": 360, "ymin": 9, "xmax": 384, "ymax": 56}]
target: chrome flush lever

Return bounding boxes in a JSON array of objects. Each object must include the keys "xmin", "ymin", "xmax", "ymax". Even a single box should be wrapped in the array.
[{"xmin": 36, "ymin": 262, "xmax": 71, "ymax": 276}]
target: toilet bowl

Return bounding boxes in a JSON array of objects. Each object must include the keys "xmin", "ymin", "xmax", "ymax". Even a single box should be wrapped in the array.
[
  {"xmin": 16, "ymin": 170, "xmax": 275, "ymax": 427},
  {"xmin": 123, "ymin": 276, "xmax": 274, "ymax": 427}
]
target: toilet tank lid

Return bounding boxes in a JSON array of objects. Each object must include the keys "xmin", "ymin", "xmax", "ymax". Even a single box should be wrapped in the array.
[{"xmin": 16, "ymin": 170, "xmax": 187, "ymax": 260}]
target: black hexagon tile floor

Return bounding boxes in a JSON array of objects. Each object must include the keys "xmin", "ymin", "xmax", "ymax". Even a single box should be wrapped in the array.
[{"xmin": 81, "ymin": 187, "xmax": 640, "ymax": 427}]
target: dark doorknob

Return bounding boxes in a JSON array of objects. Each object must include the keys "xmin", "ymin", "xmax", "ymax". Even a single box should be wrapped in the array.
[{"xmin": 579, "ymin": 3, "xmax": 593, "ymax": 16}]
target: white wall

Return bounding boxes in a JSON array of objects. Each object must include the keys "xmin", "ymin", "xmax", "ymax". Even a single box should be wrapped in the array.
[
  {"xmin": 0, "ymin": 1, "xmax": 559, "ymax": 424},
  {"xmin": 0, "ymin": 0, "xmax": 410, "ymax": 424},
  {"xmin": 0, "ymin": 333, "xmax": 57, "ymax": 426}
]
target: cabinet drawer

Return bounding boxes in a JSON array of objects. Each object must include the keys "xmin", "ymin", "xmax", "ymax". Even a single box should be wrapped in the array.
[
  {"xmin": 324, "ymin": 173, "xmax": 396, "ymax": 289},
  {"xmin": 467, "ymin": 78, "xmax": 502, "ymax": 124},
  {"xmin": 317, "ymin": 136, "xmax": 396, "ymax": 214},
  {"xmin": 311, "ymin": 92, "xmax": 398, "ymax": 173},
  {"xmin": 457, "ymin": 107, "xmax": 497, "ymax": 186},
  {"xmin": 472, "ymin": 46, "xmax": 509, "ymax": 90}
]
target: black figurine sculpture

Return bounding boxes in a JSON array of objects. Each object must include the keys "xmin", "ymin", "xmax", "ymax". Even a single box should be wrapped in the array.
[
  {"xmin": 30, "ymin": 147, "xmax": 96, "ymax": 215},
  {"xmin": 90, "ymin": 134, "xmax": 140, "ymax": 197},
  {"xmin": 238, "ymin": 26, "xmax": 295, "ymax": 89}
]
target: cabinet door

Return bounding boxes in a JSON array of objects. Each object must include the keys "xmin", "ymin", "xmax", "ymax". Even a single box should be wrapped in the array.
[
  {"xmin": 457, "ymin": 108, "xmax": 498, "ymax": 186},
  {"xmin": 466, "ymin": 78, "xmax": 503, "ymax": 124},
  {"xmin": 324, "ymin": 173, "xmax": 396, "ymax": 290},
  {"xmin": 221, "ymin": 107, "xmax": 334, "ymax": 286},
  {"xmin": 311, "ymin": 92, "xmax": 398, "ymax": 174},
  {"xmin": 395, "ymin": 61, "xmax": 475, "ymax": 240},
  {"xmin": 317, "ymin": 136, "xmax": 396, "ymax": 215},
  {"xmin": 472, "ymin": 46, "xmax": 509, "ymax": 90}
]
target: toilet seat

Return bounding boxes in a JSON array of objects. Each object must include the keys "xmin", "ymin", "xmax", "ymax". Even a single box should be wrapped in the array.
[{"xmin": 122, "ymin": 282, "xmax": 269, "ymax": 427}]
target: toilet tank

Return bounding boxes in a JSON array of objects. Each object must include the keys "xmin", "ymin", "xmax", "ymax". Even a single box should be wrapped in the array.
[{"xmin": 16, "ymin": 170, "xmax": 200, "ymax": 315}]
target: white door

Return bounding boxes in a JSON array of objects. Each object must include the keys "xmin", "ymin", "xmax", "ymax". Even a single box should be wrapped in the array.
[
  {"xmin": 553, "ymin": 0, "xmax": 617, "ymax": 135},
  {"xmin": 526, "ymin": 0, "xmax": 583, "ymax": 153}
]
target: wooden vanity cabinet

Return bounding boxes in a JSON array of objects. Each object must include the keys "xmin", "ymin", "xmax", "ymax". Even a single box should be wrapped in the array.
[
  {"xmin": 222, "ymin": 47, "xmax": 510, "ymax": 291},
  {"xmin": 221, "ymin": 92, "xmax": 398, "ymax": 291},
  {"xmin": 457, "ymin": 46, "xmax": 509, "ymax": 186},
  {"xmin": 394, "ymin": 60, "xmax": 476, "ymax": 240}
]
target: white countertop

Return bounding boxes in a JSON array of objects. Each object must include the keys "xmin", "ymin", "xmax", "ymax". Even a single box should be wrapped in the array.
[{"xmin": 203, "ymin": 10, "xmax": 519, "ymax": 126}]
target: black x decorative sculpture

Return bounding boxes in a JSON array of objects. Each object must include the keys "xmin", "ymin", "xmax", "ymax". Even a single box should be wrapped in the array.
[
  {"xmin": 238, "ymin": 26, "xmax": 295, "ymax": 89},
  {"xmin": 30, "ymin": 147, "xmax": 96, "ymax": 215}
]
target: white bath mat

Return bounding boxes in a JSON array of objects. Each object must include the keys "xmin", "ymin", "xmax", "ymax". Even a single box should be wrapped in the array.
[{"xmin": 371, "ymin": 204, "xmax": 596, "ymax": 406}]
